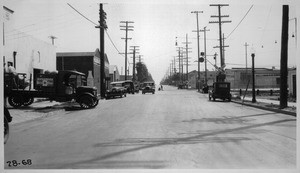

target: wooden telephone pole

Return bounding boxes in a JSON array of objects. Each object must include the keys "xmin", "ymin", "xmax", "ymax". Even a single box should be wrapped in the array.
[
  {"xmin": 209, "ymin": 4, "xmax": 231, "ymax": 81},
  {"xmin": 280, "ymin": 5, "xmax": 289, "ymax": 109},
  {"xmin": 95, "ymin": 3, "xmax": 107, "ymax": 98},
  {"xmin": 120, "ymin": 21, "xmax": 134, "ymax": 80}
]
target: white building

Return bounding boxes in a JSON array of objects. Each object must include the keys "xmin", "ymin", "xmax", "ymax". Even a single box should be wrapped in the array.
[{"xmin": 3, "ymin": 6, "xmax": 56, "ymax": 88}]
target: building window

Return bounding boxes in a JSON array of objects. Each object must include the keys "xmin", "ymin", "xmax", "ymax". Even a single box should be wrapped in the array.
[{"xmin": 38, "ymin": 51, "xmax": 40, "ymax": 62}]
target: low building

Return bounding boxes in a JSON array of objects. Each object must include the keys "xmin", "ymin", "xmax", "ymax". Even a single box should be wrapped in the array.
[
  {"xmin": 56, "ymin": 49, "xmax": 110, "ymax": 94},
  {"xmin": 226, "ymin": 68, "xmax": 281, "ymax": 89},
  {"xmin": 3, "ymin": 6, "xmax": 56, "ymax": 89},
  {"xmin": 109, "ymin": 65, "xmax": 120, "ymax": 82}
]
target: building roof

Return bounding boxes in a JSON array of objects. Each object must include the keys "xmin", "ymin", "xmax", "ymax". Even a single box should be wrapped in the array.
[
  {"xmin": 56, "ymin": 52, "xmax": 95, "ymax": 57},
  {"xmin": 109, "ymin": 65, "xmax": 119, "ymax": 74},
  {"xmin": 56, "ymin": 49, "xmax": 110, "ymax": 64}
]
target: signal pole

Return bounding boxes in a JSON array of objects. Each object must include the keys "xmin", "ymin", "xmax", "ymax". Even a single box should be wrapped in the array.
[
  {"xmin": 95, "ymin": 3, "xmax": 107, "ymax": 98},
  {"xmin": 200, "ymin": 27, "xmax": 210, "ymax": 85},
  {"xmin": 191, "ymin": 11, "xmax": 203, "ymax": 92},
  {"xmin": 120, "ymin": 21, "xmax": 134, "ymax": 80},
  {"xmin": 209, "ymin": 4, "xmax": 231, "ymax": 79}
]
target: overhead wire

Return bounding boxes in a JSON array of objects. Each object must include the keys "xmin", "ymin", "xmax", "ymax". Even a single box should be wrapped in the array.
[
  {"xmin": 67, "ymin": 3, "xmax": 126, "ymax": 59},
  {"xmin": 226, "ymin": 5, "xmax": 254, "ymax": 39}
]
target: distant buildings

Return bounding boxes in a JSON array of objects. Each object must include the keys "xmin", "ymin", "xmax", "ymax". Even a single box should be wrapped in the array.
[{"xmin": 187, "ymin": 67, "xmax": 296, "ymax": 97}]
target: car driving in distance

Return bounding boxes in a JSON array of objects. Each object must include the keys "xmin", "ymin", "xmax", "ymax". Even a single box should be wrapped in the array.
[{"xmin": 142, "ymin": 81, "xmax": 155, "ymax": 94}]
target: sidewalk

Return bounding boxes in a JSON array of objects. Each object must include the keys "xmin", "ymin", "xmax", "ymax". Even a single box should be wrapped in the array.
[
  {"xmin": 231, "ymin": 95, "xmax": 297, "ymax": 116},
  {"xmin": 7, "ymin": 99, "xmax": 70, "ymax": 125}
]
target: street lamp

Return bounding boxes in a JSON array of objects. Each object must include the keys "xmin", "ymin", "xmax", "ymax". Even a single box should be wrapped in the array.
[{"xmin": 251, "ymin": 47, "xmax": 256, "ymax": 103}]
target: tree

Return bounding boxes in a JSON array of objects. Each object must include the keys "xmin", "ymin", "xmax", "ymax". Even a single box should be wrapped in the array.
[{"xmin": 136, "ymin": 62, "xmax": 153, "ymax": 82}]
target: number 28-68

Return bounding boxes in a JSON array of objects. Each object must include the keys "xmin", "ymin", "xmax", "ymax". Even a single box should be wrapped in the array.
[{"xmin": 6, "ymin": 159, "xmax": 32, "ymax": 167}]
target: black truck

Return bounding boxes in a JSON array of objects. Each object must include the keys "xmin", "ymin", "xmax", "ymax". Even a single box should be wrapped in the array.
[{"xmin": 4, "ymin": 70, "xmax": 99, "ymax": 109}]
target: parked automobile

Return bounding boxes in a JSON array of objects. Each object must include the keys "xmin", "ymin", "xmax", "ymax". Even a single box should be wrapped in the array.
[
  {"xmin": 142, "ymin": 81, "xmax": 155, "ymax": 94},
  {"xmin": 202, "ymin": 85, "xmax": 209, "ymax": 93},
  {"xmin": 209, "ymin": 82, "xmax": 232, "ymax": 101},
  {"xmin": 134, "ymin": 83, "xmax": 140, "ymax": 93},
  {"xmin": 124, "ymin": 80, "xmax": 135, "ymax": 94},
  {"xmin": 4, "ymin": 70, "xmax": 99, "ymax": 109},
  {"xmin": 106, "ymin": 81, "xmax": 127, "ymax": 99}
]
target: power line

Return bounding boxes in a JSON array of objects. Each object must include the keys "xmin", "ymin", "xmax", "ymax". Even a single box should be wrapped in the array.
[
  {"xmin": 67, "ymin": 3, "xmax": 98, "ymax": 25},
  {"xmin": 226, "ymin": 5, "xmax": 254, "ymax": 39},
  {"xmin": 67, "ymin": 3, "xmax": 124, "ymax": 59},
  {"xmin": 105, "ymin": 30, "xmax": 124, "ymax": 57}
]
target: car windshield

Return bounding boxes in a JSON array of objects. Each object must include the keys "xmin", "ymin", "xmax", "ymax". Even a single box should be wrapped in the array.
[
  {"xmin": 69, "ymin": 74, "xmax": 86, "ymax": 87},
  {"xmin": 218, "ymin": 83, "xmax": 229, "ymax": 88},
  {"xmin": 143, "ymin": 83, "xmax": 154, "ymax": 87},
  {"xmin": 111, "ymin": 83, "xmax": 124, "ymax": 87}
]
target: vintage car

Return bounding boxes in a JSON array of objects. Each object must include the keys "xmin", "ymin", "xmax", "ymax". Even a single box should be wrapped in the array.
[
  {"xmin": 209, "ymin": 82, "xmax": 232, "ymax": 101},
  {"xmin": 134, "ymin": 83, "xmax": 140, "ymax": 93},
  {"xmin": 106, "ymin": 81, "xmax": 127, "ymax": 99},
  {"xmin": 142, "ymin": 81, "xmax": 155, "ymax": 94},
  {"xmin": 124, "ymin": 80, "xmax": 135, "ymax": 94},
  {"xmin": 4, "ymin": 70, "xmax": 99, "ymax": 109},
  {"xmin": 202, "ymin": 85, "xmax": 209, "ymax": 93}
]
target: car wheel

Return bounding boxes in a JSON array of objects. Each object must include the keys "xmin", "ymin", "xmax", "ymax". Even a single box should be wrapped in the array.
[
  {"xmin": 79, "ymin": 95, "xmax": 94, "ymax": 109},
  {"xmin": 23, "ymin": 97, "xmax": 34, "ymax": 106},
  {"xmin": 91, "ymin": 99, "xmax": 99, "ymax": 107},
  {"xmin": 8, "ymin": 95, "xmax": 24, "ymax": 108},
  {"xmin": 213, "ymin": 97, "xmax": 215, "ymax": 101}
]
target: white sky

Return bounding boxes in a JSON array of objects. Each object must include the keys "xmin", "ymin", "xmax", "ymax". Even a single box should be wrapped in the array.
[{"xmin": 3, "ymin": 0, "xmax": 299, "ymax": 83}]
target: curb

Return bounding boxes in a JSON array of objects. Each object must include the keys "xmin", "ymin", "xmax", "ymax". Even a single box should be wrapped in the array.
[{"xmin": 231, "ymin": 100, "xmax": 296, "ymax": 117}]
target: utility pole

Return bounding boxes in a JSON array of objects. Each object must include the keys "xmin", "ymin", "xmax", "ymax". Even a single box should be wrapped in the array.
[
  {"xmin": 209, "ymin": 4, "xmax": 231, "ymax": 80},
  {"xmin": 176, "ymin": 47, "xmax": 183, "ymax": 83},
  {"xmin": 244, "ymin": 42, "xmax": 249, "ymax": 74},
  {"xmin": 280, "ymin": 5, "xmax": 289, "ymax": 109},
  {"xmin": 173, "ymin": 56, "xmax": 177, "ymax": 73},
  {"xmin": 251, "ymin": 52, "xmax": 256, "ymax": 103},
  {"xmin": 191, "ymin": 11, "xmax": 203, "ymax": 92},
  {"xmin": 130, "ymin": 46, "xmax": 139, "ymax": 82},
  {"xmin": 120, "ymin": 21, "xmax": 134, "ymax": 80},
  {"xmin": 95, "ymin": 3, "xmax": 107, "ymax": 98},
  {"xmin": 200, "ymin": 27, "xmax": 210, "ymax": 85},
  {"xmin": 138, "ymin": 55, "xmax": 143, "ymax": 63},
  {"xmin": 182, "ymin": 34, "xmax": 192, "ymax": 82}
]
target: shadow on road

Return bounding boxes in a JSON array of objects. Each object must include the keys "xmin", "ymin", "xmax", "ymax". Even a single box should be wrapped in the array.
[
  {"xmin": 53, "ymin": 118, "xmax": 295, "ymax": 168},
  {"xmin": 181, "ymin": 112, "xmax": 277, "ymax": 124}
]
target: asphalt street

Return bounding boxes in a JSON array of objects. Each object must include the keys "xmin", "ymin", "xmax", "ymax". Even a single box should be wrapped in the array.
[{"xmin": 4, "ymin": 85, "xmax": 296, "ymax": 169}]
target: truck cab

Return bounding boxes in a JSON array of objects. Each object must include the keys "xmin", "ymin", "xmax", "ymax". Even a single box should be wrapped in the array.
[{"xmin": 5, "ymin": 70, "xmax": 99, "ymax": 109}]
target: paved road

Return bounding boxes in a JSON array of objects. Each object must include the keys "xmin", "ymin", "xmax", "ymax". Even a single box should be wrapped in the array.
[{"xmin": 4, "ymin": 85, "xmax": 296, "ymax": 169}]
